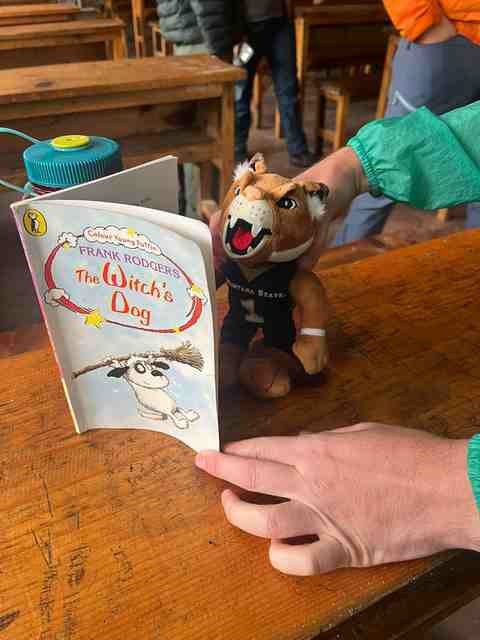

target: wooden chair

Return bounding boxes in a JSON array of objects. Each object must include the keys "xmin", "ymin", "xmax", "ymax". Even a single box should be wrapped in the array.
[
  {"xmin": 314, "ymin": 69, "xmax": 382, "ymax": 153},
  {"xmin": 150, "ymin": 21, "xmax": 173, "ymax": 57},
  {"xmin": 0, "ymin": 17, "xmax": 127, "ymax": 68},
  {"xmin": 251, "ymin": 60, "xmax": 284, "ymax": 138},
  {"xmin": 106, "ymin": 0, "xmax": 156, "ymax": 57},
  {"xmin": 375, "ymin": 33, "xmax": 399, "ymax": 119}
]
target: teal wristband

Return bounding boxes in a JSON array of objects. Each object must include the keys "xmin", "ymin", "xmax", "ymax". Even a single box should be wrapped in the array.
[{"xmin": 467, "ymin": 433, "xmax": 480, "ymax": 513}]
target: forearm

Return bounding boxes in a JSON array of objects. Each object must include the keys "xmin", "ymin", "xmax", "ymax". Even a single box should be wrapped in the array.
[{"xmin": 348, "ymin": 102, "xmax": 480, "ymax": 211}]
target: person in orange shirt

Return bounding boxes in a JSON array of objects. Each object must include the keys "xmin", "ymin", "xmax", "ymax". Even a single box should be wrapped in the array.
[{"xmin": 333, "ymin": 0, "xmax": 480, "ymax": 246}]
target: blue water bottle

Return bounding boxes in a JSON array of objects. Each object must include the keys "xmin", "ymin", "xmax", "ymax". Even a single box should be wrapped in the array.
[{"xmin": 0, "ymin": 128, "xmax": 123, "ymax": 197}]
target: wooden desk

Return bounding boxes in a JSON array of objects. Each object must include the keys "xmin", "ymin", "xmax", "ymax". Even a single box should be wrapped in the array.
[
  {"xmin": 0, "ymin": 0, "xmax": 55, "ymax": 5},
  {"xmin": 2, "ymin": 231, "xmax": 480, "ymax": 638},
  {"xmin": 0, "ymin": 2, "xmax": 80, "ymax": 26},
  {"xmin": 0, "ymin": 55, "xmax": 243, "ymax": 201},
  {"xmin": 294, "ymin": 4, "xmax": 390, "ymax": 108},
  {"xmin": 0, "ymin": 18, "xmax": 127, "ymax": 68}
]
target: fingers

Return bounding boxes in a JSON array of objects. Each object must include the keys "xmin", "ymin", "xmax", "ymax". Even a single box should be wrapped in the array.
[
  {"xmin": 328, "ymin": 423, "xmax": 379, "ymax": 434},
  {"xmin": 223, "ymin": 435, "xmax": 306, "ymax": 466},
  {"xmin": 269, "ymin": 536, "xmax": 348, "ymax": 576},
  {"xmin": 195, "ymin": 450, "xmax": 303, "ymax": 499},
  {"xmin": 221, "ymin": 490, "xmax": 316, "ymax": 539},
  {"xmin": 208, "ymin": 209, "xmax": 222, "ymax": 230}
]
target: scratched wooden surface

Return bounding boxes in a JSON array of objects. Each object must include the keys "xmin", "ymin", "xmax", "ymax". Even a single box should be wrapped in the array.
[{"xmin": 1, "ymin": 231, "xmax": 480, "ymax": 639}]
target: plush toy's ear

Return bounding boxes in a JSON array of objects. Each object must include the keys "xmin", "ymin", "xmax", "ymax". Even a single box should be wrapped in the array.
[
  {"xmin": 233, "ymin": 159, "xmax": 251, "ymax": 181},
  {"xmin": 300, "ymin": 181, "xmax": 329, "ymax": 221}
]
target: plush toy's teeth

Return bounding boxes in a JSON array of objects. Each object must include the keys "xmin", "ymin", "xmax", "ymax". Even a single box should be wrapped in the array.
[
  {"xmin": 251, "ymin": 224, "xmax": 262, "ymax": 238},
  {"xmin": 228, "ymin": 215, "xmax": 236, "ymax": 229}
]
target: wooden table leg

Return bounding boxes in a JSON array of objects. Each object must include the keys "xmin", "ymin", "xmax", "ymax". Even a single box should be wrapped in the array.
[
  {"xmin": 112, "ymin": 30, "xmax": 128, "ymax": 59},
  {"xmin": 219, "ymin": 84, "xmax": 234, "ymax": 200},
  {"xmin": 295, "ymin": 15, "xmax": 308, "ymax": 125},
  {"xmin": 131, "ymin": 0, "xmax": 146, "ymax": 57}
]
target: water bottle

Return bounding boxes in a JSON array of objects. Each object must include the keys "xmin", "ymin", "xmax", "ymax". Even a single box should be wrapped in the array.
[{"xmin": 0, "ymin": 128, "xmax": 123, "ymax": 198}]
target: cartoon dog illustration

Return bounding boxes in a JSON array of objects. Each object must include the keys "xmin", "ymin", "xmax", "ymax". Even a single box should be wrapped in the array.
[
  {"xmin": 72, "ymin": 341, "xmax": 204, "ymax": 431},
  {"xmin": 107, "ymin": 358, "xmax": 199, "ymax": 429}
]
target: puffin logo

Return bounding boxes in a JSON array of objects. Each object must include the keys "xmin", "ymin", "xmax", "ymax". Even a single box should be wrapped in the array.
[{"xmin": 23, "ymin": 208, "xmax": 47, "ymax": 237}]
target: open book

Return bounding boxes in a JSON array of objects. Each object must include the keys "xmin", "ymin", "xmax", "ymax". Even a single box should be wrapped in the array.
[{"xmin": 11, "ymin": 157, "xmax": 219, "ymax": 452}]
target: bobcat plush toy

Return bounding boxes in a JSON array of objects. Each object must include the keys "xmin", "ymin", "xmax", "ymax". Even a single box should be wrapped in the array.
[{"xmin": 218, "ymin": 153, "xmax": 330, "ymax": 399}]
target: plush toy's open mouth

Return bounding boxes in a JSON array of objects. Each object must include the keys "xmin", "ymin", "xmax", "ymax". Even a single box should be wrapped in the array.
[{"xmin": 224, "ymin": 217, "xmax": 272, "ymax": 257}]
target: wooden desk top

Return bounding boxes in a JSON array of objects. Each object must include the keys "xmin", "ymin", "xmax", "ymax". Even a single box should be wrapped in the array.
[
  {"xmin": 0, "ymin": 56, "xmax": 245, "ymax": 105},
  {"xmin": 0, "ymin": 16, "xmax": 124, "ymax": 40},
  {"xmin": 2, "ymin": 231, "xmax": 480, "ymax": 639},
  {"xmin": 0, "ymin": 2, "xmax": 79, "ymax": 16},
  {"xmin": 295, "ymin": 4, "xmax": 388, "ymax": 23}
]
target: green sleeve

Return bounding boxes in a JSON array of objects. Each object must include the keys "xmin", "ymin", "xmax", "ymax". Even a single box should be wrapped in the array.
[
  {"xmin": 468, "ymin": 434, "xmax": 480, "ymax": 514},
  {"xmin": 347, "ymin": 101, "xmax": 480, "ymax": 210}
]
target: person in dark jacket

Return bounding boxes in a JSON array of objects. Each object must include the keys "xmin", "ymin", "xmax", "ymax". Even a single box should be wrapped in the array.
[
  {"xmin": 234, "ymin": 0, "xmax": 316, "ymax": 168},
  {"xmin": 156, "ymin": 0, "xmax": 234, "ymax": 60},
  {"xmin": 156, "ymin": 0, "xmax": 236, "ymax": 217}
]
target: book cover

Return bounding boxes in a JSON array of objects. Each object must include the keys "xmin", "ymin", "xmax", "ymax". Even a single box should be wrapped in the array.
[{"xmin": 11, "ymin": 161, "xmax": 218, "ymax": 452}]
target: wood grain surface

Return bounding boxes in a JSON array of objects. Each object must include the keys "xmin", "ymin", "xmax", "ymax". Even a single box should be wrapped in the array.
[
  {"xmin": 0, "ymin": 3, "xmax": 79, "ymax": 26},
  {"xmin": 0, "ymin": 56, "xmax": 245, "ymax": 105},
  {"xmin": 1, "ymin": 231, "xmax": 480, "ymax": 639}
]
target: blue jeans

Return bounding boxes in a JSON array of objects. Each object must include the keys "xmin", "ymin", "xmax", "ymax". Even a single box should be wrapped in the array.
[
  {"xmin": 235, "ymin": 17, "xmax": 308, "ymax": 161},
  {"xmin": 334, "ymin": 36, "xmax": 480, "ymax": 246}
]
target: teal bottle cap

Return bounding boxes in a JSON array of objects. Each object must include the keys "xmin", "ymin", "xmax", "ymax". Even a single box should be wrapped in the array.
[{"xmin": 23, "ymin": 135, "xmax": 123, "ymax": 189}]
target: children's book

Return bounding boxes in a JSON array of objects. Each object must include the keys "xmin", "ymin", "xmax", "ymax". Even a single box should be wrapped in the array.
[{"xmin": 11, "ymin": 157, "xmax": 219, "ymax": 452}]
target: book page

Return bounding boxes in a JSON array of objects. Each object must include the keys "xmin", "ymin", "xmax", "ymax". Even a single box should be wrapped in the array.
[
  {"xmin": 11, "ymin": 199, "xmax": 218, "ymax": 452},
  {"xmin": 31, "ymin": 156, "xmax": 179, "ymax": 214}
]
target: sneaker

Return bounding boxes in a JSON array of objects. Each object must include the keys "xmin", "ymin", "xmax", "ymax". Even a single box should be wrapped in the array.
[{"xmin": 289, "ymin": 150, "xmax": 319, "ymax": 169}]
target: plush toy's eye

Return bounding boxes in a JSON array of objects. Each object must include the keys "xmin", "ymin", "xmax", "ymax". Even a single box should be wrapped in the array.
[
  {"xmin": 134, "ymin": 362, "xmax": 146, "ymax": 374},
  {"xmin": 234, "ymin": 186, "xmax": 241, "ymax": 196},
  {"xmin": 277, "ymin": 196, "xmax": 298, "ymax": 210}
]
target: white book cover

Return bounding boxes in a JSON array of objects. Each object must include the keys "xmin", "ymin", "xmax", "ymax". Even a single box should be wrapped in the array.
[{"xmin": 11, "ymin": 158, "xmax": 219, "ymax": 452}]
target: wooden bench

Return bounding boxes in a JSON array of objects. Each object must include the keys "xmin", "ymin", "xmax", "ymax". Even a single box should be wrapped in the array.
[
  {"xmin": 0, "ymin": 0, "xmax": 56, "ymax": 5},
  {"xmin": 315, "ymin": 71, "xmax": 382, "ymax": 153},
  {"xmin": 0, "ymin": 17, "xmax": 127, "ymax": 68},
  {"xmin": 0, "ymin": 2, "xmax": 80, "ymax": 26},
  {"xmin": 0, "ymin": 55, "xmax": 244, "ymax": 203}
]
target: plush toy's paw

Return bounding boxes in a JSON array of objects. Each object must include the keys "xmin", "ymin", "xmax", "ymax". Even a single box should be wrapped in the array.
[
  {"xmin": 239, "ymin": 356, "xmax": 292, "ymax": 399},
  {"xmin": 219, "ymin": 343, "xmax": 245, "ymax": 388},
  {"xmin": 293, "ymin": 335, "xmax": 328, "ymax": 375}
]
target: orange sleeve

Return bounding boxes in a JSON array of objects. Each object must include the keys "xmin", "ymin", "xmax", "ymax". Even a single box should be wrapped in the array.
[{"xmin": 383, "ymin": 0, "xmax": 443, "ymax": 41}]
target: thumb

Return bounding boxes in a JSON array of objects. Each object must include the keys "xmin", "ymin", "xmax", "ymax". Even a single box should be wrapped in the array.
[{"xmin": 269, "ymin": 536, "xmax": 348, "ymax": 576}]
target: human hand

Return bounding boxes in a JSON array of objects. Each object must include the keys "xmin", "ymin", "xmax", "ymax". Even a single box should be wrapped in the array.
[
  {"xmin": 295, "ymin": 147, "xmax": 368, "ymax": 269},
  {"xmin": 196, "ymin": 424, "xmax": 480, "ymax": 575},
  {"xmin": 293, "ymin": 334, "xmax": 328, "ymax": 374}
]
